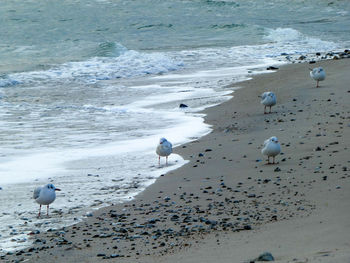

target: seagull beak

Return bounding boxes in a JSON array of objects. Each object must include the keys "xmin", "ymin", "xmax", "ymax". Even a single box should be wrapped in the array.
[{"xmin": 55, "ymin": 188, "xmax": 61, "ymax": 191}]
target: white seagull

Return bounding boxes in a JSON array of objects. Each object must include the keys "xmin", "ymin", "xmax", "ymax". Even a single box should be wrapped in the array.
[
  {"xmin": 310, "ymin": 67, "xmax": 326, "ymax": 88},
  {"xmin": 33, "ymin": 183, "xmax": 61, "ymax": 217},
  {"xmin": 261, "ymin": 136, "xmax": 281, "ymax": 164},
  {"xmin": 156, "ymin": 137, "xmax": 172, "ymax": 165},
  {"xmin": 260, "ymin": 92, "xmax": 277, "ymax": 114}
]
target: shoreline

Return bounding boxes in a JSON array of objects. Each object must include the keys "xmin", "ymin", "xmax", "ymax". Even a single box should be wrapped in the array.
[{"xmin": 3, "ymin": 58, "xmax": 350, "ymax": 262}]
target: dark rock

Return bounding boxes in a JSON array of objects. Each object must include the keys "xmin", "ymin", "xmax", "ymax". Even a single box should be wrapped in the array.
[
  {"xmin": 243, "ymin": 225, "xmax": 252, "ymax": 230},
  {"xmin": 315, "ymin": 146, "xmax": 322, "ymax": 151},
  {"xmin": 179, "ymin": 103, "xmax": 188, "ymax": 108},
  {"xmin": 274, "ymin": 167, "xmax": 281, "ymax": 172},
  {"xmin": 256, "ymin": 252, "xmax": 275, "ymax": 261},
  {"xmin": 170, "ymin": 215, "xmax": 179, "ymax": 221},
  {"xmin": 266, "ymin": 66, "xmax": 279, "ymax": 70},
  {"xmin": 205, "ymin": 149, "xmax": 212, "ymax": 152}
]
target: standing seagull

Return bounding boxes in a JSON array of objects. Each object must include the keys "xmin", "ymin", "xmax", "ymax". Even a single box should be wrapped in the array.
[
  {"xmin": 33, "ymin": 183, "xmax": 61, "ymax": 217},
  {"xmin": 310, "ymin": 67, "xmax": 326, "ymax": 88},
  {"xmin": 156, "ymin": 137, "xmax": 172, "ymax": 165},
  {"xmin": 260, "ymin": 92, "xmax": 277, "ymax": 114},
  {"xmin": 261, "ymin": 136, "xmax": 281, "ymax": 164}
]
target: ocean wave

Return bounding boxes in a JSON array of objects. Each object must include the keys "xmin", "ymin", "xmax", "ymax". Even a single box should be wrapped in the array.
[
  {"xmin": 264, "ymin": 27, "xmax": 339, "ymax": 55},
  {"xmin": 1, "ymin": 44, "xmax": 184, "ymax": 87},
  {"xmin": 0, "ymin": 78, "xmax": 22, "ymax": 87}
]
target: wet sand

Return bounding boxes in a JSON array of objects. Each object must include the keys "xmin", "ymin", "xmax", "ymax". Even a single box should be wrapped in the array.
[{"xmin": 3, "ymin": 58, "xmax": 350, "ymax": 263}]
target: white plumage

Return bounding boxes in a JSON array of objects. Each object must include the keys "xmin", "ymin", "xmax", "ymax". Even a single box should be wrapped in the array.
[
  {"xmin": 310, "ymin": 67, "xmax": 326, "ymax": 88},
  {"xmin": 33, "ymin": 183, "xmax": 61, "ymax": 217},
  {"xmin": 156, "ymin": 137, "xmax": 172, "ymax": 165},
  {"xmin": 261, "ymin": 136, "xmax": 281, "ymax": 164},
  {"xmin": 260, "ymin": 92, "xmax": 276, "ymax": 114}
]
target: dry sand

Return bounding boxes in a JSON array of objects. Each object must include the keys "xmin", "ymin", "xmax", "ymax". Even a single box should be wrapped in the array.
[{"xmin": 3, "ymin": 58, "xmax": 350, "ymax": 263}]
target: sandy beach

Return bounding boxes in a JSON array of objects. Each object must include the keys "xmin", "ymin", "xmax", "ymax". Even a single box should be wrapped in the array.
[{"xmin": 3, "ymin": 58, "xmax": 350, "ymax": 263}]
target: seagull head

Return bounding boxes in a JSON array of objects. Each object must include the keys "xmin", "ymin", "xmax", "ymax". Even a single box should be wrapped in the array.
[
  {"xmin": 159, "ymin": 137, "xmax": 167, "ymax": 144},
  {"xmin": 270, "ymin": 136, "xmax": 279, "ymax": 143},
  {"xmin": 46, "ymin": 183, "xmax": 61, "ymax": 191}
]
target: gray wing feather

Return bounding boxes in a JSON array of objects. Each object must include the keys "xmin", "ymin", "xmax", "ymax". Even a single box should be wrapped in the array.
[{"xmin": 33, "ymin": 187, "xmax": 41, "ymax": 199}]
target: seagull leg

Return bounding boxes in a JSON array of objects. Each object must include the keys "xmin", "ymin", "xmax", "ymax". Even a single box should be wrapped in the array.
[
  {"xmin": 273, "ymin": 156, "xmax": 275, "ymax": 164},
  {"xmin": 266, "ymin": 156, "xmax": 270, "ymax": 165},
  {"xmin": 158, "ymin": 155, "xmax": 160, "ymax": 166},
  {"xmin": 38, "ymin": 205, "xmax": 42, "ymax": 218},
  {"xmin": 264, "ymin": 106, "xmax": 267, "ymax": 114},
  {"xmin": 269, "ymin": 106, "xmax": 272, "ymax": 113},
  {"xmin": 47, "ymin": 205, "xmax": 49, "ymax": 217},
  {"xmin": 166, "ymin": 156, "xmax": 168, "ymax": 166},
  {"xmin": 316, "ymin": 80, "xmax": 319, "ymax": 88}
]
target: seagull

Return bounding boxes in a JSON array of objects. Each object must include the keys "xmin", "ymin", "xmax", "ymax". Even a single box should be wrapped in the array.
[
  {"xmin": 260, "ymin": 92, "xmax": 276, "ymax": 114},
  {"xmin": 33, "ymin": 183, "xmax": 61, "ymax": 217},
  {"xmin": 310, "ymin": 67, "xmax": 326, "ymax": 88},
  {"xmin": 156, "ymin": 137, "xmax": 172, "ymax": 165},
  {"xmin": 261, "ymin": 136, "xmax": 281, "ymax": 164}
]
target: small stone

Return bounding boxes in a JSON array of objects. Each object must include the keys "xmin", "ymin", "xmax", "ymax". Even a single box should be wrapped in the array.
[
  {"xmin": 315, "ymin": 146, "xmax": 322, "ymax": 151},
  {"xmin": 274, "ymin": 167, "xmax": 281, "ymax": 172},
  {"xmin": 256, "ymin": 252, "xmax": 275, "ymax": 261},
  {"xmin": 243, "ymin": 225, "xmax": 252, "ymax": 230},
  {"xmin": 179, "ymin": 103, "xmax": 188, "ymax": 108}
]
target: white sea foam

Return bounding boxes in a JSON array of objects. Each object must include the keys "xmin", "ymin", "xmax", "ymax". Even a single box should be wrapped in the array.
[
  {"xmin": 1, "ymin": 46, "xmax": 184, "ymax": 87},
  {"xmin": 264, "ymin": 27, "xmax": 339, "ymax": 55}
]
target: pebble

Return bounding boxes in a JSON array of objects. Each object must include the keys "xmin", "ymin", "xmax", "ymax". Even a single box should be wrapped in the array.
[
  {"xmin": 179, "ymin": 103, "xmax": 188, "ymax": 108},
  {"xmin": 255, "ymin": 252, "xmax": 275, "ymax": 261}
]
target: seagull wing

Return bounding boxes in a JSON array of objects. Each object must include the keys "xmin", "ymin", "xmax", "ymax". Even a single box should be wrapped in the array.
[
  {"xmin": 33, "ymin": 187, "xmax": 42, "ymax": 200},
  {"xmin": 263, "ymin": 138, "xmax": 270, "ymax": 146}
]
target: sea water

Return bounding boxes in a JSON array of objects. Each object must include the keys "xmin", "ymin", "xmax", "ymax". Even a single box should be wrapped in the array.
[{"xmin": 0, "ymin": 0, "xmax": 349, "ymax": 252}]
